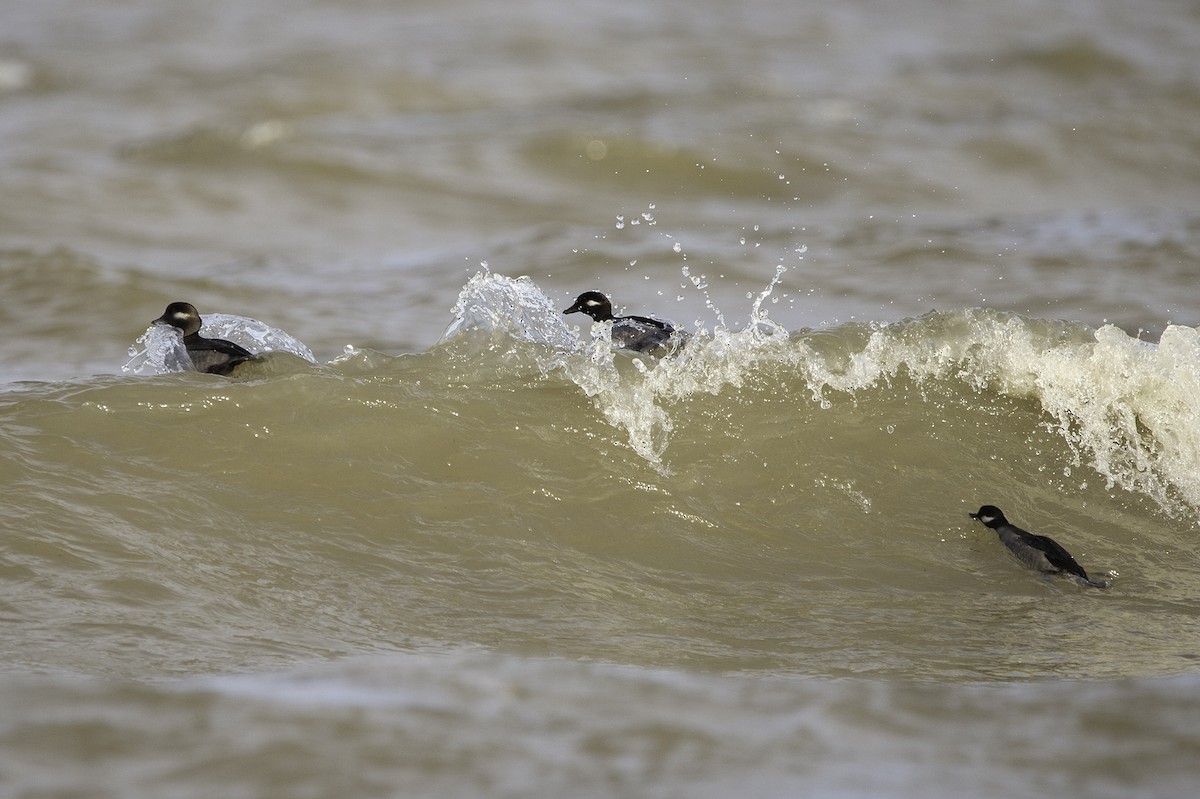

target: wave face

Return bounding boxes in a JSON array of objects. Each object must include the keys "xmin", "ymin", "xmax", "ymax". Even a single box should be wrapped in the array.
[{"xmin": 447, "ymin": 271, "xmax": 1200, "ymax": 516}]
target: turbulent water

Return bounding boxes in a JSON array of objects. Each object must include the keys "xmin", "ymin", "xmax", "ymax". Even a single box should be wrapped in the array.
[{"xmin": 3, "ymin": 0, "xmax": 1200, "ymax": 796}]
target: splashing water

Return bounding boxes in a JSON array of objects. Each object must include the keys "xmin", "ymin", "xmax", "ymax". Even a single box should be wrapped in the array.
[
  {"xmin": 440, "ymin": 270, "xmax": 804, "ymax": 466},
  {"xmin": 122, "ymin": 324, "xmax": 194, "ymax": 375},
  {"xmin": 439, "ymin": 272, "xmax": 578, "ymax": 353}
]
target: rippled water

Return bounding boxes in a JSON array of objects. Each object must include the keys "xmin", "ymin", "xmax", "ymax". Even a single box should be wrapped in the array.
[{"xmin": 2, "ymin": 0, "xmax": 1199, "ymax": 796}]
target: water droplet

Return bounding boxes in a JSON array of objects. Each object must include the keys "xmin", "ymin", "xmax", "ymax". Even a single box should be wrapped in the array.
[
  {"xmin": 586, "ymin": 140, "xmax": 607, "ymax": 160},
  {"xmin": 672, "ymin": 242, "xmax": 682, "ymax": 253}
]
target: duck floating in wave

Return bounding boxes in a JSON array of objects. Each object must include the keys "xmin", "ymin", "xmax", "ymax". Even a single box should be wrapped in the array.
[
  {"xmin": 152, "ymin": 302, "xmax": 257, "ymax": 376},
  {"xmin": 969, "ymin": 504, "xmax": 1108, "ymax": 588},
  {"xmin": 563, "ymin": 291, "xmax": 686, "ymax": 355}
]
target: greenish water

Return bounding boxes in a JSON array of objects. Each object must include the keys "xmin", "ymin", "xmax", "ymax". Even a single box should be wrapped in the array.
[{"xmin": 2, "ymin": 0, "xmax": 1199, "ymax": 795}]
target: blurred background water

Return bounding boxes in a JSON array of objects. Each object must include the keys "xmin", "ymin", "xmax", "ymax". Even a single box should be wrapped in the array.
[{"xmin": 2, "ymin": 0, "xmax": 1199, "ymax": 796}]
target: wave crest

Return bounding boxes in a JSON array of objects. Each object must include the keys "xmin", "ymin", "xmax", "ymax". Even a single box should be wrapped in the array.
[{"xmin": 442, "ymin": 271, "xmax": 1200, "ymax": 513}]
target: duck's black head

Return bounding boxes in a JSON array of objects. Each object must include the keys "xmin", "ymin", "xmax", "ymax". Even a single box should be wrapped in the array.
[
  {"xmin": 563, "ymin": 291, "xmax": 614, "ymax": 322},
  {"xmin": 968, "ymin": 504, "xmax": 1008, "ymax": 529},
  {"xmin": 153, "ymin": 302, "xmax": 203, "ymax": 337}
]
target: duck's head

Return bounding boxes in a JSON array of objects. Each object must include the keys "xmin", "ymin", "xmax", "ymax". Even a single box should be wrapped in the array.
[
  {"xmin": 563, "ymin": 291, "xmax": 614, "ymax": 322},
  {"xmin": 153, "ymin": 302, "xmax": 203, "ymax": 337},
  {"xmin": 968, "ymin": 504, "xmax": 1007, "ymax": 528}
]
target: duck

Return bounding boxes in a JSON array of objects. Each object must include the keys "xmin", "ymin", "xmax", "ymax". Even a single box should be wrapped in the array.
[
  {"xmin": 152, "ymin": 302, "xmax": 256, "ymax": 376},
  {"xmin": 968, "ymin": 504, "xmax": 1107, "ymax": 588},
  {"xmin": 563, "ymin": 291, "xmax": 685, "ymax": 355}
]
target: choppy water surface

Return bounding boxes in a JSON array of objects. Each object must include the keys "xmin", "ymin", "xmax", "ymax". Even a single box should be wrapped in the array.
[{"xmin": 2, "ymin": 0, "xmax": 1199, "ymax": 796}]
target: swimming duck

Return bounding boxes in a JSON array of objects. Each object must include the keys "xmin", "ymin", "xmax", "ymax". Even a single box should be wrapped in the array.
[
  {"xmin": 152, "ymin": 302, "xmax": 255, "ymax": 376},
  {"xmin": 969, "ymin": 505, "xmax": 1107, "ymax": 588},
  {"xmin": 563, "ymin": 291, "xmax": 684, "ymax": 355}
]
